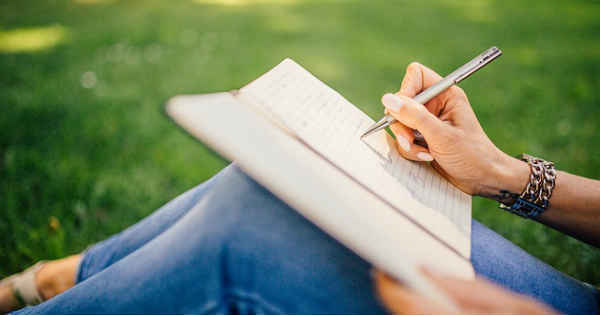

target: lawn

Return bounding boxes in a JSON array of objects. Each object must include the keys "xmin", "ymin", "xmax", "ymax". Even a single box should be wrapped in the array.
[{"xmin": 1, "ymin": 0, "xmax": 599, "ymax": 285}]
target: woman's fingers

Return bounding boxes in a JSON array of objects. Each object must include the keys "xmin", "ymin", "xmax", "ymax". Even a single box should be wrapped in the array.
[
  {"xmin": 398, "ymin": 62, "xmax": 463, "ymax": 116},
  {"xmin": 399, "ymin": 62, "xmax": 443, "ymax": 98},
  {"xmin": 421, "ymin": 269, "xmax": 559, "ymax": 315},
  {"xmin": 389, "ymin": 122, "xmax": 433, "ymax": 162},
  {"xmin": 382, "ymin": 93, "xmax": 452, "ymax": 151},
  {"xmin": 375, "ymin": 267, "xmax": 558, "ymax": 315},
  {"xmin": 374, "ymin": 271, "xmax": 450, "ymax": 315},
  {"xmin": 389, "ymin": 122, "xmax": 413, "ymax": 152}
]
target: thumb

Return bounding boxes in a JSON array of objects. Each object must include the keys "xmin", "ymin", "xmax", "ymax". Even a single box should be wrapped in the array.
[{"xmin": 381, "ymin": 93, "xmax": 450, "ymax": 141}]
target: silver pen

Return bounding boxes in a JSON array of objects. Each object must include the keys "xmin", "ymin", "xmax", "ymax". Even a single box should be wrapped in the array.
[{"xmin": 360, "ymin": 46, "xmax": 502, "ymax": 140}]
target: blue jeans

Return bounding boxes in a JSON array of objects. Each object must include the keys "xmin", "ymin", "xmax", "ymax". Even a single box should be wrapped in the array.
[{"xmin": 13, "ymin": 164, "xmax": 599, "ymax": 314}]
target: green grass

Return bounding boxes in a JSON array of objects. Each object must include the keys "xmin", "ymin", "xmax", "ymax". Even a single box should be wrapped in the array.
[{"xmin": 1, "ymin": 0, "xmax": 599, "ymax": 285}]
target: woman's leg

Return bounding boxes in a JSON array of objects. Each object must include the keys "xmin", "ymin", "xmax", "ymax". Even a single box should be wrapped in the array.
[
  {"xmin": 471, "ymin": 220, "xmax": 599, "ymax": 315},
  {"xmin": 77, "ymin": 171, "xmax": 221, "ymax": 282},
  {"xmin": 13, "ymin": 165, "xmax": 387, "ymax": 314},
  {"xmin": 13, "ymin": 165, "xmax": 599, "ymax": 314},
  {"xmin": 1, "ymin": 169, "xmax": 223, "ymax": 312}
]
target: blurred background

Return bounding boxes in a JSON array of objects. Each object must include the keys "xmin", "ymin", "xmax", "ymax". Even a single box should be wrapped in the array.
[{"xmin": 1, "ymin": 0, "xmax": 599, "ymax": 285}]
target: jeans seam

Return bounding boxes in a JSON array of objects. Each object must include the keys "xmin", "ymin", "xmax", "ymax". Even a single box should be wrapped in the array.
[
  {"xmin": 191, "ymin": 301, "xmax": 223, "ymax": 315},
  {"xmin": 75, "ymin": 250, "xmax": 92, "ymax": 284},
  {"xmin": 225, "ymin": 289, "xmax": 285, "ymax": 314}
]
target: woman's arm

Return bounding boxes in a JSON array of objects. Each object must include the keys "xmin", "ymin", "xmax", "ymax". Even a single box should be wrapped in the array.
[
  {"xmin": 482, "ymin": 160, "xmax": 600, "ymax": 247},
  {"xmin": 375, "ymin": 62, "xmax": 598, "ymax": 315},
  {"xmin": 382, "ymin": 62, "xmax": 600, "ymax": 246}
]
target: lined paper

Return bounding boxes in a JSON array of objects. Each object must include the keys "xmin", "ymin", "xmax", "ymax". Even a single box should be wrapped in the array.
[{"xmin": 237, "ymin": 59, "xmax": 471, "ymax": 253}]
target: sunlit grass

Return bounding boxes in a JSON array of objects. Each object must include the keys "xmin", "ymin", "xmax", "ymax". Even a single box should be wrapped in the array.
[
  {"xmin": 1, "ymin": 0, "xmax": 600, "ymax": 286},
  {"xmin": 192, "ymin": 0, "xmax": 299, "ymax": 6},
  {"xmin": 263, "ymin": 7, "xmax": 307, "ymax": 32},
  {"xmin": 0, "ymin": 25, "xmax": 68, "ymax": 53},
  {"xmin": 439, "ymin": 0, "xmax": 497, "ymax": 23},
  {"xmin": 74, "ymin": 0, "xmax": 116, "ymax": 3}
]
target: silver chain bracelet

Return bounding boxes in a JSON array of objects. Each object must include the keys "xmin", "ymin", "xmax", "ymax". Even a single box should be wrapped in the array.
[{"xmin": 499, "ymin": 154, "xmax": 557, "ymax": 218}]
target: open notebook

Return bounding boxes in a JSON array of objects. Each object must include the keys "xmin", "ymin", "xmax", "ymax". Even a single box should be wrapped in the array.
[{"xmin": 166, "ymin": 58, "xmax": 474, "ymax": 294}]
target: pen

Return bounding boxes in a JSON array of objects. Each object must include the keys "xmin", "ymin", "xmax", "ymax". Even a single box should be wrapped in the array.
[{"xmin": 360, "ymin": 46, "xmax": 502, "ymax": 140}]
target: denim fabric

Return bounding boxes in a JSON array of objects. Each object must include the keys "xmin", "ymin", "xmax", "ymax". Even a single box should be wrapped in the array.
[{"xmin": 13, "ymin": 164, "xmax": 599, "ymax": 314}]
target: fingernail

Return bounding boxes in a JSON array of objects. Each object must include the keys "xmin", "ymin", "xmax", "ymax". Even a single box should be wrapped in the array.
[
  {"xmin": 396, "ymin": 136, "xmax": 411, "ymax": 152},
  {"xmin": 382, "ymin": 93, "xmax": 403, "ymax": 112},
  {"xmin": 417, "ymin": 152, "xmax": 433, "ymax": 161}
]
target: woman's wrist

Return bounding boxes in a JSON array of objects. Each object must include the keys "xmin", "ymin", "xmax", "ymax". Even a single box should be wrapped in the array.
[{"xmin": 477, "ymin": 152, "xmax": 530, "ymax": 203}]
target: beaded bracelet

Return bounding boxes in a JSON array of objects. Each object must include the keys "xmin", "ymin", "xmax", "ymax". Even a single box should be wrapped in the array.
[{"xmin": 499, "ymin": 154, "xmax": 557, "ymax": 219}]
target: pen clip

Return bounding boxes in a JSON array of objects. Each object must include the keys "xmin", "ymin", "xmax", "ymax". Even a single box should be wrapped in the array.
[{"xmin": 452, "ymin": 46, "xmax": 502, "ymax": 83}]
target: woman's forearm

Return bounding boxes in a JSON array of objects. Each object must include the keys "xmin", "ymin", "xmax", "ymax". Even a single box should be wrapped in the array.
[
  {"xmin": 536, "ymin": 171, "xmax": 600, "ymax": 246},
  {"xmin": 482, "ymin": 154, "xmax": 600, "ymax": 247}
]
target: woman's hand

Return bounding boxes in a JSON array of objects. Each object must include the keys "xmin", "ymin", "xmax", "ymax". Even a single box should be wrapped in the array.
[
  {"xmin": 382, "ymin": 62, "xmax": 528, "ymax": 197},
  {"xmin": 385, "ymin": 63, "xmax": 600, "ymax": 246},
  {"xmin": 374, "ymin": 269, "xmax": 557, "ymax": 314}
]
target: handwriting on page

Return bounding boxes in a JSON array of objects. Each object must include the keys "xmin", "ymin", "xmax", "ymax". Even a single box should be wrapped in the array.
[{"xmin": 239, "ymin": 59, "xmax": 471, "ymax": 237}]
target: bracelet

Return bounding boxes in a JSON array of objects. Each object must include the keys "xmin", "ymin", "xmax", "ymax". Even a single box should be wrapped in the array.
[{"xmin": 499, "ymin": 154, "xmax": 557, "ymax": 219}]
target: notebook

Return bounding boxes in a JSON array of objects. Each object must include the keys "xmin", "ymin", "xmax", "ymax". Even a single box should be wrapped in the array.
[{"xmin": 166, "ymin": 58, "xmax": 474, "ymax": 298}]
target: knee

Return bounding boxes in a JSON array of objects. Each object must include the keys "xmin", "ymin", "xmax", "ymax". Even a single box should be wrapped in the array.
[
  {"xmin": 210, "ymin": 164, "xmax": 287, "ymax": 216},
  {"xmin": 189, "ymin": 163, "xmax": 298, "ymax": 241},
  {"xmin": 217, "ymin": 164, "xmax": 261, "ymax": 194},
  {"xmin": 210, "ymin": 165, "xmax": 268, "ymax": 210}
]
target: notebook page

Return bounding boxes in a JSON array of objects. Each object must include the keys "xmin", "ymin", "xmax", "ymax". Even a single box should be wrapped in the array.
[{"xmin": 237, "ymin": 59, "xmax": 471, "ymax": 257}]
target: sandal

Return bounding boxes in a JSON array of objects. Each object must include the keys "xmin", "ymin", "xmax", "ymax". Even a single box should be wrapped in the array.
[{"xmin": 0, "ymin": 261, "xmax": 47, "ymax": 308}]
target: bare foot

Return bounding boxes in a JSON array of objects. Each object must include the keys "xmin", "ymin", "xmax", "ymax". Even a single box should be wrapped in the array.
[{"xmin": 0, "ymin": 254, "xmax": 81, "ymax": 313}]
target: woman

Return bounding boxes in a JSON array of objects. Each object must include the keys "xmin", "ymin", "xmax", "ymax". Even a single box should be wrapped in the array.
[{"xmin": 2, "ymin": 63, "xmax": 599, "ymax": 314}]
